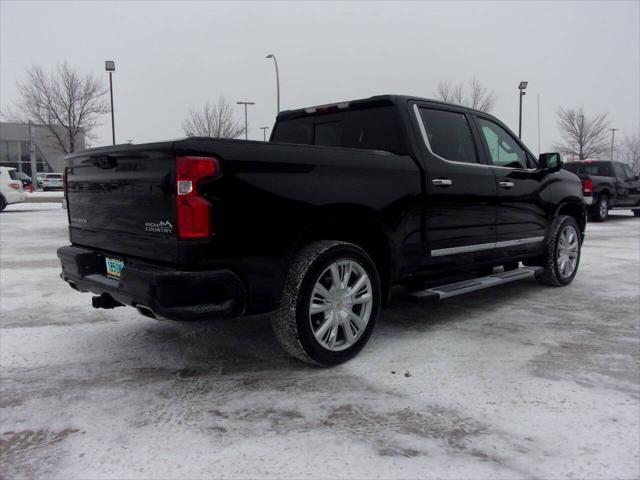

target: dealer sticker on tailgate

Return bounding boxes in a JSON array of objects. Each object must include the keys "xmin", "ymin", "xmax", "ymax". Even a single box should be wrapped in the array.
[{"xmin": 105, "ymin": 257, "xmax": 124, "ymax": 279}]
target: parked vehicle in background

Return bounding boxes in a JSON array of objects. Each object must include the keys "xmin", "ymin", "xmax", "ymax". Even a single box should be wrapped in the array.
[
  {"xmin": 58, "ymin": 95, "xmax": 586, "ymax": 365},
  {"xmin": 564, "ymin": 160, "xmax": 640, "ymax": 220},
  {"xmin": 0, "ymin": 167, "xmax": 26, "ymax": 211},
  {"xmin": 42, "ymin": 172, "xmax": 64, "ymax": 191},
  {"xmin": 15, "ymin": 172, "xmax": 32, "ymax": 189}
]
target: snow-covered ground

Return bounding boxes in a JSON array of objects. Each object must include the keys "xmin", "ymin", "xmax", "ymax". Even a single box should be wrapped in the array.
[
  {"xmin": 1, "ymin": 203, "xmax": 639, "ymax": 479},
  {"xmin": 24, "ymin": 191, "xmax": 65, "ymax": 203}
]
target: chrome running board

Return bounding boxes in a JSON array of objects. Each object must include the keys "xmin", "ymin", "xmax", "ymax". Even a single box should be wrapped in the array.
[{"xmin": 408, "ymin": 267, "xmax": 543, "ymax": 301}]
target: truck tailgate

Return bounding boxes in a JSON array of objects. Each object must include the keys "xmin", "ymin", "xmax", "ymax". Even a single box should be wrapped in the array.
[{"xmin": 66, "ymin": 143, "xmax": 180, "ymax": 264}]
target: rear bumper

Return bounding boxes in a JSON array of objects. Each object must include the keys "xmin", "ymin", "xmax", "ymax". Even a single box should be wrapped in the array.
[
  {"xmin": 4, "ymin": 190, "xmax": 26, "ymax": 204},
  {"xmin": 57, "ymin": 245, "xmax": 246, "ymax": 321}
]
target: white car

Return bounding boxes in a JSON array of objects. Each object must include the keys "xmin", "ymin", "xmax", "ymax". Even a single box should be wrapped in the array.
[
  {"xmin": 0, "ymin": 167, "xmax": 27, "ymax": 211},
  {"xmin": 42, "ymin": 173, "xmax": 64, "ymax": 191}
]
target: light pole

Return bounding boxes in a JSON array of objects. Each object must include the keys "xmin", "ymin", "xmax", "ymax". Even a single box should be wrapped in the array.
[
  {"xmin": 105, "ymin": 60, "xmax": 116, "ymax": 145},
  {"xmin": 577, "ymin": 114, "xmax": 584, "ymax": 160},
  {"xmin": 260, "ymin": 126, "xmax": 270, "ymax": 141},
  {"xmin": 518, "ymin": 81, "xmax": 528, "ymax": 139},
  {"xmin": 266, "ymin": 54, "xmax": 280, "ymax": 114},
  {"xmin": 609, "ymin": 128, "xmax": 619, "ymax": 161},
  {"xmin": 236, "ymin": 101, "xmax": 255, "ymax": 140}
]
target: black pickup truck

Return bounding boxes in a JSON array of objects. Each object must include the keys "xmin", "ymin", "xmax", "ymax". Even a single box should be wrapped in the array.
[
  {"xmin": 58, "ymin": 95, "xmax": 586, "ymax": 365},
  {"xmin": 563, "ymin": 160, "xmax": 640, "ymax": 221}
]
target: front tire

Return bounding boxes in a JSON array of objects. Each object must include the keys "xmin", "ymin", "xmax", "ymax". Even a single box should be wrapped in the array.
[
  {"xmin": 535, "ymin": 215, "xmax": 581, "ymax": 287},
  {"xmin": 592, "ymin": 194, "xmax": 609, "ymax": 222},
  {"xmin": 271, "ymin": 240, "xmax": 381, "ymax": 366}
]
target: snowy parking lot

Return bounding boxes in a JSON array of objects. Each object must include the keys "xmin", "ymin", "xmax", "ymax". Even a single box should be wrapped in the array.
[{"xmin": 1, "ymin": 203, "xmax": 639, "ymax": 479}]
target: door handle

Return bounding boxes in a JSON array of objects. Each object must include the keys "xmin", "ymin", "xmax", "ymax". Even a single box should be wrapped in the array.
[
  {"xmin": 499, "ymin": 181, "xmax": 515, "ymax": 189},
  {"xmin": 432, "ymin": 178, "xmax": 453, "ymax": 187}
]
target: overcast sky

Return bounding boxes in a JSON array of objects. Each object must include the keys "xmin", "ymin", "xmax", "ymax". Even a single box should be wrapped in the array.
[{"xmin": 1, "ymin": 0, "xmax": 638, "ymax": 154}]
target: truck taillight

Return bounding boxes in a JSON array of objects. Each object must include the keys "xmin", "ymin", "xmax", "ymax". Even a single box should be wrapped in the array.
[
  {"xmin": 582, "ymin": 178, "xmax": 593, "ymax": 195},
  {"xmin": 176, "ymin": 156, "xmax": 219, "ymax": 239}
]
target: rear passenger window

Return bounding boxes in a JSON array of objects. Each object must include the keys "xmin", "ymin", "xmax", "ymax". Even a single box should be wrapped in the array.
[{"xmin": 419, "ymin": 108, "xmax": 478, "ymax": 164}]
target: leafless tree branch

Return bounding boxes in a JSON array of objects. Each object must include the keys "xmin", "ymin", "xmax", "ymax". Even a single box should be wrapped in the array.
[
  {"xmin": 434, "ymin": 78, "xmax": 496, "ymax": 113},
  {"xmin": 621, "ymin": 134, "xmax": 640, "ymax": 174},
  {"xmin": 182, "ymin": 97, "xmax": 245, "ymax": 139},
  {"xmin": 552, "ymin": 107, "xmax": 610, "ymax": 161},
  {"xmin": 13, "ymin": 62, "xmax": 109, "ymax": 154}
]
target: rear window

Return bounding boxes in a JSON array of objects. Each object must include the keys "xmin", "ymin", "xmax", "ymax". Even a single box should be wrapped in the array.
[
  {"xmin": 272, "ymin": 106, "xmax": 406, "ymax": 154},
  {"xmin": 564, "ymin": 162, "xmax": 613, "ymax": 176},
  {"xmin": 8, "ymin": 170, "xmax": 19, "ymax": 180}
]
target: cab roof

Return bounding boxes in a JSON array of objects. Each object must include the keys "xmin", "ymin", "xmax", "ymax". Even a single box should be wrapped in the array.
[{"xmin": 276, "ymin": 94, "xmax": 487, "ymax": 120}]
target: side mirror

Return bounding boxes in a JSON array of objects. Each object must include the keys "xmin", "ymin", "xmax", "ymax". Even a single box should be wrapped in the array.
[{"xmin": 539, "ymin": 152, "xmax": 563, "ymax": 172}]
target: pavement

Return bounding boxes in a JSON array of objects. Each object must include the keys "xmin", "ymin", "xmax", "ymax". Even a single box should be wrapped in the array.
[{"xmin": 1, "ymin": 203, "xmax": 638, "ymax": 479}]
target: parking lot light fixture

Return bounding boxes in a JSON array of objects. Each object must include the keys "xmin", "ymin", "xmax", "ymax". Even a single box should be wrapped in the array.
[
  {"xmin": 236, "ymin": 101, "xmax": 255, "ymax": 140},
  {"xmin": 266, "ymin": 54, "xmax": 280, "ymax": 115},
  {"xmin": 260, "ymin": 126, "xmax": 270, "ymax": 141},
  {"xmin": 105, "ymin": 60, "xmax": 116, "ymax": 145},
  {"xmin": 518, "ymin": 81, "xmax": 528, "ymax": 139}
]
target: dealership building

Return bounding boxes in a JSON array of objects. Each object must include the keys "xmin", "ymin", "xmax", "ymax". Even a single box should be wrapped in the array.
[{"xmin": 0, "ymin": 122, "xmax": 85, "ymax": 176}]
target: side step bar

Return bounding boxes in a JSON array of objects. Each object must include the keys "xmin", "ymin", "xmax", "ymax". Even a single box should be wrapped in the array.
[{"xmin": 408, "ymin": 267, "xmax": 542, "ymax": 302}]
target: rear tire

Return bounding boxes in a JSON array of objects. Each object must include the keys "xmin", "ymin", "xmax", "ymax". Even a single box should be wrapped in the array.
[
  {"xmin": 0, "ymin": 197, "xmax": 6, "ymax": 212},
  {"xmin": 535, "ymin": 215, "xmax": 581, "ymax": 287},
  {"xmin": 591, "ymin": 194, "xmax": 609, "ymax": 222},
  {"xmin": 271, "ymin": 240, "xmax": 381, "ymax": 366}
]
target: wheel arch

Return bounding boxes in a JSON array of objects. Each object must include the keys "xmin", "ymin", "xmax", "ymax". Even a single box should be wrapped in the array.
[
  {"xmin": 292, "ymin": 204, "xmax": 393, "ymax": 299},
  {"xmin": 555, "ymin": 200, "xmax": 587, "ymax": 239}
]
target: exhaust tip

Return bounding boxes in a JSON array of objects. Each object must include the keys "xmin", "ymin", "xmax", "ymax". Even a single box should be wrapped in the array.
[{"xmin": 136, "ymin": 305, "xmax": 156, "ymax": 319}]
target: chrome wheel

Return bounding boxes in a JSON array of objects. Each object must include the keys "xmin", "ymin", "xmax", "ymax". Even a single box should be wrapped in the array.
[
  {"xmin": 309, "ymin": 259, "xmax": 373, "ymax": 351},
  {"xmin": 599, "ymin": 197, "xmax": 608, "ymax": 219},
  {"xmin": 557, "ymin": 225, "xmax": 579, "ymax": 278}
]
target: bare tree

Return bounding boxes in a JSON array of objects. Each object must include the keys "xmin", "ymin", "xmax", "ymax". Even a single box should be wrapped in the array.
[
  {"xmin": 553, "ymin": 108, "xmax": 610, "ymax": 161},
  {"xmin": 182, "ymin": 97, "xmax": 245, "ymax": 138},
  {"xmin": 621, "ymin": 134, "xmax": 640, "ymax": 174},
  {"xmin": 468, "ymin": 78, "xmax": 496, "ymax": 112},
  {"xmin": 435, "ymin": 78, "xmax": 496, "ymax": 113},
  {"xmin": 12, "ymin": 62, "xmax": 109, "ymax": 153}
]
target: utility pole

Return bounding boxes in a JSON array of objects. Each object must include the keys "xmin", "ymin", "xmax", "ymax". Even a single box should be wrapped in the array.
[
  {"xmin": 260, "ymin": 126, "xmax": 270, "ymax": 141},
  {"xmin": 537, "ymin": 94, "xmax": 541, "ymax": 155},
  {"xmin": 577, "ymin": 114, "xmax": 584, "ymax": 160},
  {"xmin": 29, "ymin": 121, "xmax": 37, "ymax": 188},
  {"xmin": 236, "ymin": 101, "xmax": 255, "ymax": 140},
  {"xmin": 609, "ymin": 128, "xmax": 619, "ymax": 161}
]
